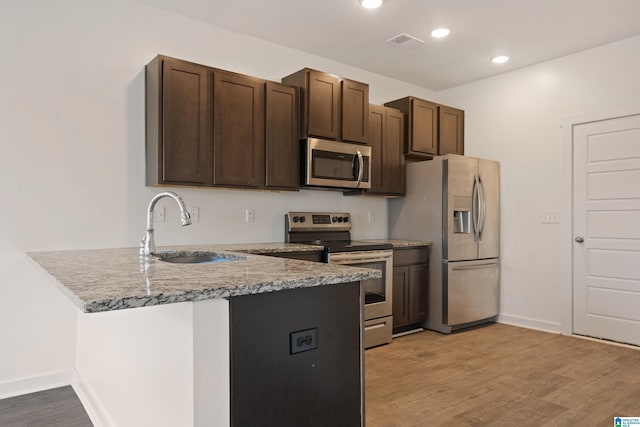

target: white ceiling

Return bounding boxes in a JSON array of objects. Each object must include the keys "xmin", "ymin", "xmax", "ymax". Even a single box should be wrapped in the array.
[{"xmin": 137, "ymin": 0, "xmax": 640, "ymax": 90}]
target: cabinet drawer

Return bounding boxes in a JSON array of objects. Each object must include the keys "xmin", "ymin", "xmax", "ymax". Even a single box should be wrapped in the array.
[
  {"xmin": 364, "ymin": 316, "xmax": 392, "ymax": 349},
  {"xmin": 393, "ymin": 248, "xmax": 428, "ymax": 266}
]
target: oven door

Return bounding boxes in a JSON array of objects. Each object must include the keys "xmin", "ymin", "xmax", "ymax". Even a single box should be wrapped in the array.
[
  {"xmin": 303, "ymin": 138, "xmax": 371, "ymax": 189},
  {"xmin": 327, "ymin": 250, "xmax": 392, "ymax": 320}
]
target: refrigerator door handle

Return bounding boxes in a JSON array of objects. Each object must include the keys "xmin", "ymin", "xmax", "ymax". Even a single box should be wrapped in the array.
[
  {"xmin": 478, "ymin": 178, "xmax": 487, "ymax": 238},
  {"xmin": 472, "ymin": 175, "xmax": 480, "ymax": 241}
]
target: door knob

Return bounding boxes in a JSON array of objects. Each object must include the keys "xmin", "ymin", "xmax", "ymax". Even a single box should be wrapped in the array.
[{"xmin": 575, "ymin": 236, "xmax": 584, "ymax": 243}]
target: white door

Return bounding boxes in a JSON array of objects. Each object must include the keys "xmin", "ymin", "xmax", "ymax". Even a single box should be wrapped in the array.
[{"xmin": 573, "ymin": 113, "xmax": 640, "ymax": 345}]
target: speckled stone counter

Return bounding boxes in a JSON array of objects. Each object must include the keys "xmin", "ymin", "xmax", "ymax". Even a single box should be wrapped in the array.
[
  {"xmin": 360, "ymin": 239, "xmax": 432, "ymax": 248},
  {"xmin": 211, "ymin": 242, "xmax": 324, "ymax": 254},
  {"xmin": 28, "ymin": 243, "xmax": 379, "ymax": 313}
]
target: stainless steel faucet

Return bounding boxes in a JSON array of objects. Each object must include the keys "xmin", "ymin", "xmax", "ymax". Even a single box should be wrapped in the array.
[{"xmin": 140, "ymin": 191, "xmax": 192, "ymax": 256}]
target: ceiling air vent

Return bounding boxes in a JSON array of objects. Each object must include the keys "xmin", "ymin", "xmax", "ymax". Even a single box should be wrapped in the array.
[{"xmin": 386, "ymin": 33, "xmax": 425, "ymax": 48}]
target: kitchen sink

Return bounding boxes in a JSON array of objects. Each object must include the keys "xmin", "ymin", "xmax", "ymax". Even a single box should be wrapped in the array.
[{"xmin": 155, "ymin": 251, "xmax": 247, "ymax": 264}]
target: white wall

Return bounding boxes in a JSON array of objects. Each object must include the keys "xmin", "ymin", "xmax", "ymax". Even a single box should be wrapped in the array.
[
  {"xmin": 0, "ymin": 0, "xmax": 436, "ymax": 394},
  {"xmin": 437, "ymin": 36, "xmax": 640, "ymax": 332}
]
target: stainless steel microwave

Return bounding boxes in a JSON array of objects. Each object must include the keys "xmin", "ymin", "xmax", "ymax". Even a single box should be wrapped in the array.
[{"xmin": 302, "ymin": 138, "xmax": 372, "ymax": 189}]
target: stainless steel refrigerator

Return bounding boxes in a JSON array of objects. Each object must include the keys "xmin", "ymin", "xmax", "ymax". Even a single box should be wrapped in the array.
[{"xmin": 389, "ymin": 154, "xmax": 500, "ymax": 333}]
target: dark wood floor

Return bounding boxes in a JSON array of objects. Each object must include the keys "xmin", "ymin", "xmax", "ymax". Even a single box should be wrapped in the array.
[
  {"xmin": 3, "ymin": 324, "xmax": 639, "ymax": 426},
  {"xmin": 366, "ymin": 323, "xmax": 640, "ymax": 426},
  {"xmin": 0, "ymin": 386, "xmax": 92, "ymax": 427}
]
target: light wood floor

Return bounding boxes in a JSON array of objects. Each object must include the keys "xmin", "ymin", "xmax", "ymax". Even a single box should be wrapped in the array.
[{"xmin": 366, "ymin": 323, "xmax": 640, "ymax": 426}]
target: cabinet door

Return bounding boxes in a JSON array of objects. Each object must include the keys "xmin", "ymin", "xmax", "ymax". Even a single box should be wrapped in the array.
[
  {"xmin": 213, "ymin": 70, "xmax": 265, "ymax": 187},
  {"xmin": 367, "ymin": 105, "xmax": 385, "ymax": 193},
  {"xmin": 408, "ymin": 263, "xmax": 428, "ymax": 323},
  {"xmin": 392, "ymin": 266, "xmax": 409, "ymax": 328},
  {"xmin": 265, "ymin": 82, "xmax": 299, "ymax": 190},
  {"xmin": 147, "ymin": 56, "xmax": 212, "ymax": 186},
  {"xmin": 384, "ymin": 107, "xmax": 405, "ymax": 195},
  {"xmin": 438, "ymin": 105, "xmax": 464, "ymax": 155},
  {"xmin": 410, "ymin": 98, "xmax": 438, "ymax": 157},
  {"xmin": 307, "ymin": 70, "xmax": 340, "ymax": 139},
  {"xmin": 341, "ymin": 79, "xmax": 369, "ymax": 143}
]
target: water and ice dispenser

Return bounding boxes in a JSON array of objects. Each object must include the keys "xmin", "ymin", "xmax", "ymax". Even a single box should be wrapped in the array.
[{"xmin": 453, "ymin": 196, "xmax": 472, "ymax": 234}]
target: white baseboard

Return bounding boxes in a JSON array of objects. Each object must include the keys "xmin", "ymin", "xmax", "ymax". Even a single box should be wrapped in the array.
[
  {"xmin": 0, "ymin": 370, "xmax": 72, "ymax": 400},
  {"xmin": 71, "ymin": 370, "xmax": 114, "ymax": 427},
  {"xmin": 498, "ymin": 314, "xmax": 563, "ymax": 334}
]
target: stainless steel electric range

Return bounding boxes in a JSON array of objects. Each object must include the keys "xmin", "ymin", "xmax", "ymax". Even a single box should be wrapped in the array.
[{"xmin": 285, "ymin": 212, "xmax": 393, "ymax": 348}]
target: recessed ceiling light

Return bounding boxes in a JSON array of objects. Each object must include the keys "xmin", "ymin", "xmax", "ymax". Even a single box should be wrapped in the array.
[
  {"xmin": 360, "ymin": 0, "xmax": 383, "ymax": 9},
  {"xmin": 431, "ymin": 28, "xmax": 450, "ymax": 38},
  {"xmin": 491, "ymin": 55, "xmax": 510, "ymax": 64}
]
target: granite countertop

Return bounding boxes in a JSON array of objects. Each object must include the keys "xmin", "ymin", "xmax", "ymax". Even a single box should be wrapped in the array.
[
  {"xmin": 28, "ymin": 243, "xmax": 379, "ymax": 314},
  {"xmin": 211, "ymin": 242, "xmax": 324, "ymax": 254},
  {"xmin": 360, "ymin": 239, "xmax": 432, "ymax": 248}
]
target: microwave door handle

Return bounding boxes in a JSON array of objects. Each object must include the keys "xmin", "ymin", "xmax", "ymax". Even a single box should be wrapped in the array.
[{"xmin": 355, "ymin": 150, "xmax": 364, "ymax": 187}]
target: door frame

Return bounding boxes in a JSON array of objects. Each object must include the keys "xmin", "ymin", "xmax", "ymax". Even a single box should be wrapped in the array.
[{"xmin": 560, "ymin": 102, "xmax": 640, "ymax": 336}]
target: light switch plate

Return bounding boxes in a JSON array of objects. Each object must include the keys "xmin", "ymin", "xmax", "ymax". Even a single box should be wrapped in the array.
[
  {"xmin": 188, "ymin": 206, "xmax": 199, "ymax": 223},
  {"xmin": 541, "ymin": 211, "xmax": 559, "ymax": 224},
  {"xmin": 245, "ymin": 208, "xmax": 255, "ymax": 223}
]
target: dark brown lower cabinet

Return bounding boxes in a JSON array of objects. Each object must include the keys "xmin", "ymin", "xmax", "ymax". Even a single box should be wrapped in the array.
[
  {"xmin": 230, "ymin": 282, "xmax": 362, "ymax": 427},
  {"xmin": 392, "ymin": 247, "xmax": 428, "ymax": 334}
]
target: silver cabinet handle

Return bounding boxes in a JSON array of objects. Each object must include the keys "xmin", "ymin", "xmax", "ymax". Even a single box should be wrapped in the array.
[{"xmin": 575, "ymin": 236, "xmax": 584, "ymax": 243}]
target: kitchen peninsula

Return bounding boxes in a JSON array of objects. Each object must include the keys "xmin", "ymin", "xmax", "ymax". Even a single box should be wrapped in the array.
[{"xmin": 29, "ymin": 243, "xmax": 380, "ymax": 427}]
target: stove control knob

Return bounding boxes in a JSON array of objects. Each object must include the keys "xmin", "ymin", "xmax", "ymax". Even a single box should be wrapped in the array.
[
  {"xmin": 292, "ymin": 216, "xmax": 299, "ymax": 223},
  {"xmin": 299, "ymin": 216, "xmax": 306, "ymax": 223},
  {"xmin": 342, "ymin": 216, "xmax": 349, "ymax": 222},
  {"xmin": 337, "ymin": 217, "xmax": 344, "ymax": 222},
  {"xmin": 332, "ymin": 216, "xmax": 338, "ymax": 223}
]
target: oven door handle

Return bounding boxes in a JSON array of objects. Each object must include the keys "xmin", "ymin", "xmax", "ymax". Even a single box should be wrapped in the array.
[{"xmin": 329, "ymin": 254, "xmax": 392, "ymax": 264}]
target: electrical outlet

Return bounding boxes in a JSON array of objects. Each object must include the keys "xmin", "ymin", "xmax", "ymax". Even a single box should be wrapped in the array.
[
  {"xmin": 245, "ymin": 208, "xmax": 255, "ymax": 223},
  {"xmin": 368, "ymin": 209, "xmax": 376, "ymax": 223},
  {"xmin": 188, "ymin": 206, "xmax": 199, "ymax": 223},
  {"xmin": 152, "ymin": 206, "xmax": 165, "ymax": 222},
  {"xmin": 541, "ymin": 211, "xmax": 559, "ymax": 224},
  {"xmin": 290, "ymin": 328, "xmax": 318, "ymax": 354}
]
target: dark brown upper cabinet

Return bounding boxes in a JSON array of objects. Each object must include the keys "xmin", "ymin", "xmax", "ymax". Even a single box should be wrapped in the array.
[
  {"xmin": 265, "ymin": 82, "xmax": 299, "ymax": 190},
  {"xmin": 146, "ymin": 55, "xmax": 300, "ymax": 191},
  {"xmin": 212, "ymin": 70, "xmax": 265, "ymax": 188},
  {"xmin": 341, "ymin": 79, "xmax": 369, "ymax": 143},
  {"xmin": 146, "ymin": 56, "xmax": 212, "ymax": 186},
  {"xmin": 438, "ymin": 105, "xmax": 465, "ymax": 156},
  {"xmin": 282, "ymin": 68, "xmax": 369, "ymax": 143},
  {"xmin": 385, "ymin": 96, "xmax": 465, "ymax": 159},
  {"xmin": 283, "ymin": 68, "xmax": 340, "ymax": 140},
  {"xmin": 385, "ymin": 97, "xmax": 438, "ymax": 158},
  {"xmin": 367, "ymin": 105, "xmax": 404, "ymax": 196}
]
